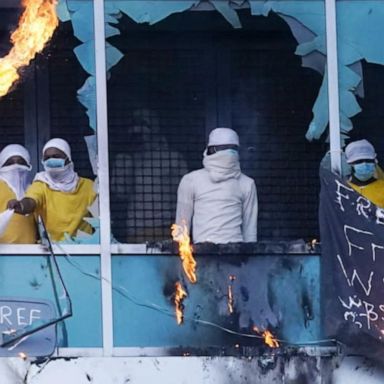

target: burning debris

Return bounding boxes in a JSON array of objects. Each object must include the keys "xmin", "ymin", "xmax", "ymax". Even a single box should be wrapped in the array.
[
  {"xmin": 18, "ymin": 352, "xmax": 28, "ymax": 360},
  {"xmin": 174, "ymin": 281, "xmax": 187, "ymax": 325},
  {"xmin": 227, "ymin": 275, "xmax": 236, "ymax": 314},
  {"xmin": 0, "ymin": 0, "xmax": 58, "ymax": 97},
  {"xmin": 253, "ymin": 326, "xmax": 280, "ymax": 348},
  {"xmin": 227, "ymin": 285, "xmax": 234, "ymax": 314},
  {"xmin": 171, "ymin": 223, "xmax": 197, "ymax": 283}
]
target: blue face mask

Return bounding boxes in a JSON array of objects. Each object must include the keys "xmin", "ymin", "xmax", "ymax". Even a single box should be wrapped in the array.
[
  {"xmin": 43, "ymin": 158, "xmax": 66, "ymax": 169},
  {"xmin": 353, "ymin": 162, "xmax": 376, "ymax": 182}
]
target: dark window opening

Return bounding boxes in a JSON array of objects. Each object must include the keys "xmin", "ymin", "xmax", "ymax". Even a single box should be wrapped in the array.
[
  {"xmin": 350, "ymin": 61, "xmax": 384, "ymax": 167},
  {"xmin": 46, "ymin": 22, "xmax": 94, "ymax": 179},
  {"xmin": 108, "ymin": 9, "xmax": 325, "ymax": 244}
]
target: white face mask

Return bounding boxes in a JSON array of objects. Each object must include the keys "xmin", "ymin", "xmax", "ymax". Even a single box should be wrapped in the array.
[
  {"xmin": 0, "ymin": 163, "xmax": 31, "ymax": 173},
  {"xmin": 34, "ymin": 161, "xmax": 79, "ymax": 193},
  {"xmin": 0, "ymin": 163, "xmax": 31, "ymax": 200}
]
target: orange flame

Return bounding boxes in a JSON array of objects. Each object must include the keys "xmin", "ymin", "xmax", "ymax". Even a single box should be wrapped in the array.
[
  {"xmin": 174, "ymin": 281, "xmax": 187, "ymax": 325},
  {"xmin": 171, "ymin": 223, "xmax": 197, "ymax": 283},
  {"xmin": 227, "ymin": 285, "xmax": 234, "ymax": 314},
  {"xmin": 18, "ymin": 352, "xmax": 28, "ymax": 360},
  {"xmin": 0, "ymin": 0, "xmax": 58, "ymax": 97},
  {"xmin": 253, "ymin": 326, "xmax": 280, "ymax": 348}
]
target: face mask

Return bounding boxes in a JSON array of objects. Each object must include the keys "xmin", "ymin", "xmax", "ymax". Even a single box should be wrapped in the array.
[
  {"xmin": 226, "ymin": 149, "xmax": 238, "ymax": 155},
  {"xmin": 0, "ymin": 163, "xmax": 31, "ymax": 173},
  {"xmin": 43, "ymin": 158, "xmax": 66, "ymax": 169},
  {"xmin": 353, "ymin": 162, "xmax": 376, "ymax": 182}
]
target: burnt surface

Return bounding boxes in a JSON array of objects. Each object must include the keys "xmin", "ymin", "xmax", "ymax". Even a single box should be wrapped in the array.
[
  {"xmin": 112, "ymin": 253, "xmax": 321, "ymax": 352},
  {"xmin": 149, "ymin": 239, "xmax": 321, "ymax": 255}
]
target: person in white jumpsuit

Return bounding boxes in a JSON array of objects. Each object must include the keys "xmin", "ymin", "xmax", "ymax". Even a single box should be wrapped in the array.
[{"xmin": 175, "ymin": 128, "xmax": 258, "ymax": 244}]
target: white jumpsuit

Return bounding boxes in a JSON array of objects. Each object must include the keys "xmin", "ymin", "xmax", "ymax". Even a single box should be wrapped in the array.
[{"xmin": 176, "ymin": 150, "xmax": 258, "ymax": 244}]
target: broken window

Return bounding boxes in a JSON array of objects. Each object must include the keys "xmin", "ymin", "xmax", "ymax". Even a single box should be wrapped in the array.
[
  {"xmin": 0, "ymin": 1, "xmax": 102, "ymax": 356},
  {"xmin": 107, "ymin": 8, "xmax": 325, "ymax": 245}
]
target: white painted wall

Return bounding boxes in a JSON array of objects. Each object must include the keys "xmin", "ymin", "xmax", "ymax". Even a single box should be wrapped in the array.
[{"xmin": 0, "ymin": 355, "xmax": 383, "ymax": 384}]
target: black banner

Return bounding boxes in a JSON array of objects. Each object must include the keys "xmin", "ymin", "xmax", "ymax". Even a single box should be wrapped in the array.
[{"xmin": 320, "ymin": 168, "xmax": 384, "ymax": 356}]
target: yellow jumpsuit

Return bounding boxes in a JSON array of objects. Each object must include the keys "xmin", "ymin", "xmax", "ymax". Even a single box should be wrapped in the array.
[
  {"xmin": 25, "ymin": 178, "xmax": 96, "ymax": 242},
  {"xmin": 0, "ymin": 181, "xmax": 37, "ymax": 243}
]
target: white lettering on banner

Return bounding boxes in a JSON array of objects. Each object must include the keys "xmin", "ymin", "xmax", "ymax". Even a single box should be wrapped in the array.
[
  {"xmin": 335, "ymin": 180, "xmax": 354, "ymax": 212},
  {"xmin": 371, "ymin": 244, "xmax": 384, "ymax": 262},
  {"xmin": 338, "ymin": 295, "xmax": 362, "ymax": 309},
  {"xmin": 376, "ymin": 208, "xmax": 384, "ymax": 226},
  {"xmin": 344, "ymin": 225, "xmax": 373, "ymax": 256},
  {"xmin": 356, "ymin": 196, "xmax": 372, "ymax": 218},
  {"xmin": 339, "ymin": 296, "xmax": 383, "ymax": 330},
  {"xmin": 343, "ymin": 311, "xmax": 362, "ymax": 328},
  {"xmin": 0, "ymin": 306, "xmax": 42, "ymax": 327},
  {"xmin": 327, "ymin": 175, "xmax": 384, "ymax": 334},
  {"xmin": 360, "ymin": 301, "xmax": 379, "ymax": 329},
  {"xmin": 337, "ymin": 254, "xmax": 374, "ymax": 296}
]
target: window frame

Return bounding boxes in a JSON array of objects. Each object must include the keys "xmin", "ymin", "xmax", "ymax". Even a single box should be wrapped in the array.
[
  {"xmin": 0, "ymin": 0, "xmax": 341, "ymax": 357},
  {"xmin": 95, "ymin": 0, "xmax": 343, "ymax": 356}
]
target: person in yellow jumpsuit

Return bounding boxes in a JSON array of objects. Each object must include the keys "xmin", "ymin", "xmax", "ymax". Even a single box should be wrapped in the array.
[
  {"xmin": 345, "ymin": 139, "xmax": 384, "ymax": 208},
  {"xmin": 0, "ymin": 144, "xmax": 37, "ymax": 243},
  {"xmin": 8, "ymin": 138, "xmax": 96, "ymax": 242}
]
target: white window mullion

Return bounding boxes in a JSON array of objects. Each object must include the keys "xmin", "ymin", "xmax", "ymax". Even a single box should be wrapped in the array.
[
  {"xmin": 325, "ymin": 0, "xmax": 342, "ymax": 175},
  {"xmin": 93, "ymin": 0, "xmax": 113, "ymax": 356}
]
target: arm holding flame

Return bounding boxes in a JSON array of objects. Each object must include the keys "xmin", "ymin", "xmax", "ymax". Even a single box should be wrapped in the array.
[
  {"xmin": 241, "ymin": 181, "xmax": 258, "ymax": 242},
  {"xmin": 175, "ymin": 174, "xmax": 195, "ymax": 241}
]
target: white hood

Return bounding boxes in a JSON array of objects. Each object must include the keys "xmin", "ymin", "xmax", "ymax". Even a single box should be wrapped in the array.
[
  {"xmin": 0, "ymin": 144, "xmax": 32, "ymax": 199},
  {"xmin": 202, "ymin": 150, "xmax": 241, "ymax": 182}
]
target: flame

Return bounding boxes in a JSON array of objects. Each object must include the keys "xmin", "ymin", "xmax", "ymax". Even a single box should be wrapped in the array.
[
  {"xmin": 0, "ymin": 0, "xmax": 58, "ymax": 97},
  {"xmin": 171, "ymin": 223, "xmax": 197, "ymax": 283},
  {"xmin": 227, "ymin": 285, "xmax": 234, "ymax": 314},
  {"xmin": 263, "ymin": 330, "xmax": 280, "ymax": 348},
  {"xmin": 174, "ymin": 281, "xmax": 187, "ymax": 325},
  {"xmin": 253, "ymin": 326, "xmax": 280, "ymax": 348},
  {"xmin": 18, "ymin": 352, "xmax": 28, "ymax": 360},
  {"xmin": 227, "ymin": 275, "xmax": 236, "ymax": 314}
]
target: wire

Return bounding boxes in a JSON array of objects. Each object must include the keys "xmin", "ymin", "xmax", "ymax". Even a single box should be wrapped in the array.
[
  {"xmin": 56, "ymin": 243, "xmax": 338, "ymax": 348},
  {"xmin": 39, "ymin": 217, "xmax": 73, "ymax": 347},
  {"xmin": 0, "ymin": 218, "xmax": 73, "ymax": 349}
]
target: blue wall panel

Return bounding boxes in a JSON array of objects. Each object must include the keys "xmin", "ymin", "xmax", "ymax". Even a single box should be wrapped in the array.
[
  {"xmin": 112, "ymin": 254, "xmax": 321, "ymax": 349},
  {"xmin": 0, "ymin": 256, "xmax": 102, "ymax": 348}
]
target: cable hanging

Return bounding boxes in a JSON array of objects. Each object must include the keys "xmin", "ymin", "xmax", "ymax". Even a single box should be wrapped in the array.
[{"xmin": 56, "ymin": 243, "xmax": 338, "ymax": 349}]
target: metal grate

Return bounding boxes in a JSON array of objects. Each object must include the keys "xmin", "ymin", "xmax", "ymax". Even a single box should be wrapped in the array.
[
  {"xmin": 0, "ymin": 86, "xmax": 24, "ymax": 149},
  {"xmin": 106, "ymin": 10, "xmax": 326, "ymax": 244},
  {"xmin": 231, "ymin": 48, "xmax": 324, "ymax": 240},
  {"xmin": 47, "ymin": 24, "xmax": 94, "ymax": 179},
  {"xmin": 108, "ymin": 49, "xmax": 207, "ymax": 243}
]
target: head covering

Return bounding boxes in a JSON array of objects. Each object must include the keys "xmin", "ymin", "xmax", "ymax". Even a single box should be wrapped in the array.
[
  {"xmin": 132, "ymin": 108, "xmax": 160, "ymax": 133},
  {"xmin": 35, "ymin": 138, "xmax": 79, "ymax": 192},
  {"xmin": 43, "ymin": 138, "xmax": 72, "ymax": 161},
  {"xmin": 208, "ymin": 128, "xmax": 240, "ymax": 147},
  {"xmin": 0, "ymin": 144, "xmax": 31, "ymax": 168},
  {"xmin": 203, "ymin": 149, "xmax": 241, "ymax": 182},
  {"xmin": 345, "ymin": 139, "xmax": 376, "ymax": 164},
  {"xmin": 0, "ymin": 144, "xmax": 32, "ymax": 199}
]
